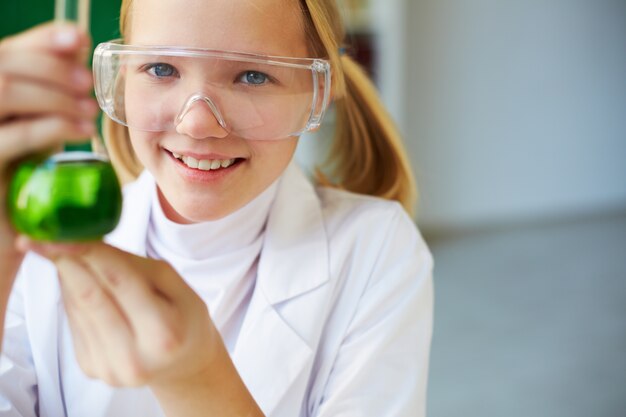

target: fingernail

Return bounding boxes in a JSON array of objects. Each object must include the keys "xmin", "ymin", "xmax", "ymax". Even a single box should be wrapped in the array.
[
  {"xmin": 15, "ymin": 235, "xmax": 31, "ymax": 253},
  {"xmin": 73, "ymin": 68, "xmax": 92, "ymax": 89},
  {"xmin": 54, "ymin": 28, "xmax": 78, "ymax": 47},
  {"xmin": 79, "ymin": 99, "xmax": 98, "ymax": 116},
  {"xmin": 79, "ymin": 121, "xmax": 96, "ymax": 135}
]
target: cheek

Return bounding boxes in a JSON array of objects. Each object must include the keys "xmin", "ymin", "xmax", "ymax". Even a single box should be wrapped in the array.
[
  {"xmin": 249, "ymin": 139, "xmax": 298, "ymax": 175},
  {"xmin": 124, "ymin": 83, "xmax": 144, "ymax": 129},
  {"xmin": 247, "ymin": 140, "xmax": 297, "ymax": 192}
]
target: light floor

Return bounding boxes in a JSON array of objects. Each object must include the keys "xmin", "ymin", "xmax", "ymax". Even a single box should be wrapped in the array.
[{"xmin": 425, "ymin": 211, "xmax": 626, "ymax": 417}]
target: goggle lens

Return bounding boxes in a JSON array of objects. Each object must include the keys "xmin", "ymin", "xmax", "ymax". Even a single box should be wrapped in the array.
[{"xmin": 94, "ymin": 42, "xmax": 331, "ymax": 140}]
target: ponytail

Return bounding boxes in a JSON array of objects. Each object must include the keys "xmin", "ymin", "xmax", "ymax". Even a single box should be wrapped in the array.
[
  {"xmin": 321, "ymin": 56, "xmax": 416, "ymax": 215},
  {"xmin": 304, "ymin": 0, "xmax": 417, "ymax": 215}
]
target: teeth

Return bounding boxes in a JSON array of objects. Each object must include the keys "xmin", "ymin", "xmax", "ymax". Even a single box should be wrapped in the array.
[
  {"xmin": 174, "ymin": 152, "xmax": 236, "ymax": 171},
  {"xmin": 198, "ymin": 160, "xmax": 212, "ymax": 170},
  {"xmin": 185, "ymin": 156, "xmax": 199, "ymax": 169}
]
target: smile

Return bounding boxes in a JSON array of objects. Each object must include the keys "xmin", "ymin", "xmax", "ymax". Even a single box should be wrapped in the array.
[{"xmin": 171, "ymin": 152, "xmax": 237, "ymax": 171}]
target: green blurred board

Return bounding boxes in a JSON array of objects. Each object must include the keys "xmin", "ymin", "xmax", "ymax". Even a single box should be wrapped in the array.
[{"xmin": 0, "ymin": 0, "xmax": 122, "ymax": 51}]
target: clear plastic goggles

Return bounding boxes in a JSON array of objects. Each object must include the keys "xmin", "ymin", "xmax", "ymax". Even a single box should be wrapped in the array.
[{"xmin": 93, "ymin": 40, "xmax": 332, "ymax": 140}]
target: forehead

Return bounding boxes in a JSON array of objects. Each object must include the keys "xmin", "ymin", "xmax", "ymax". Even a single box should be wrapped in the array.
[{"xmin": 128, "ymin": 0, "xmax": 308, "ymax": 57}]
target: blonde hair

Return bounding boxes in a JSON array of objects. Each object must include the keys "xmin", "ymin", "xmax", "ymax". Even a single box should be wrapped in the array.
[{"xmin": 105, "ymin": 0, "xmax": 417, "ymax": 214}]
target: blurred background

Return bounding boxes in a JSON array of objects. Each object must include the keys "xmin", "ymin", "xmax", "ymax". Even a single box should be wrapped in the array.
[
  {"xmin": 2, "ymin": 0, "xmax": 625, "ymax": 416},
  {"xmin": 324, "ymin": 1, "xmax": 626, "ymax": 417}
]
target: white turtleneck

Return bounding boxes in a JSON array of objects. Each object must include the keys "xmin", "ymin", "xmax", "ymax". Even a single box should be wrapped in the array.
[{"xmin": 145, "ymin": 180, "xmax": 279, "ymax": 352}]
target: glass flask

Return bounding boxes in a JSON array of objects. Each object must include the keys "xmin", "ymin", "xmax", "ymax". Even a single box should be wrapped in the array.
[{"xmin": 6, "ymin": 0, "xmax": 122, "ymax": 241}]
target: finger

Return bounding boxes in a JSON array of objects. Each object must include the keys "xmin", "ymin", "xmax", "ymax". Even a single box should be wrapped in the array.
[
  {"xmin": 57, "ymin": 257, "xmax": 118, "ymax": 380},
  {"xmin": 80, "ymin": 244, "xmax": 188, "ymax": 357},
  {"xmin": 0, "ymin": 76, "xmax": 98, "ymax": 121},
  {"xmin": 15, "ymin": 236, "xmax": 86, "ymax": 257},
  {"xmin": 56, "ymin": 256, "xmax": 143, "ymax": 385},
  {"xmin": 0, "ymin": 22, "xmax": 90, "ymax": 55},
  {"xmin": 19, "ymin": 239, "xmax": 189, "ymax": 302},
  {"xmin": 59, "ymin": 282, "xmax": 98, "ymax": 377},
  {"xmin": 0, "ymin": 116, "xmax": 94, "ymax": 164},
  {"xmin": 0, "ymin": 51, "xmax": 92, "ymax": 94}
]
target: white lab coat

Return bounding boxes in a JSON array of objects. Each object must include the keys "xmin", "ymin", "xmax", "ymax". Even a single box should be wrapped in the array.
[{"xmin": 0, "ymin": 162, "xmax": 434, "ymax": 417}]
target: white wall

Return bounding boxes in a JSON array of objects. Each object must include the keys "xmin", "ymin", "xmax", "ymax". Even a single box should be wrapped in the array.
[{"xmin": 405, "ymin": 0, "xmax": 626, "ymax": 231}]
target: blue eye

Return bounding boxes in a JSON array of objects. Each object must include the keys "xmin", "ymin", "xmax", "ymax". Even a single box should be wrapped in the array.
[
  {"xmin": 240, "ymin": 71, "xmax": 269, "ymax": 85},
  {"xmin": 146, "ymin": 63, "xmax": 178, "ymax": 78}
]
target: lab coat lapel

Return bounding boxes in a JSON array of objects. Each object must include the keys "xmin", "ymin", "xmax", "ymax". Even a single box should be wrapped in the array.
[
  {"xmin": 22, "ymin": 258, "xmax": 66, "ymax": 415},
  {"xmin": 232, "ymin": 162, "xmax": 330, "ymax": 415}
]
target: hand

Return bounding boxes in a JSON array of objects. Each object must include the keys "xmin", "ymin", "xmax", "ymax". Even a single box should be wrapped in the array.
[
  {"xmin": 16, "ymin": 238, "xmax": 218, "ymax": 387},
  {"xmin": 0, "ymin": 23, "xmax": 97, "ymax": 249},
  {"xmin": 18, "ymin": 238, "xmax": 264, "ymax": 416}
]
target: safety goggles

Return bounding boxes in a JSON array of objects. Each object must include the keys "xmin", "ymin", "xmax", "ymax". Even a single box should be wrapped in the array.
[{"xmin": 93, "ymin": 40, "xmax": 332, "ymax": 140}]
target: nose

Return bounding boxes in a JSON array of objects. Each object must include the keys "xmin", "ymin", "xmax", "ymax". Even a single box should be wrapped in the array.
[{"xmin": 175, "ymin": 94, "xmax": 229, "ymax": 139}]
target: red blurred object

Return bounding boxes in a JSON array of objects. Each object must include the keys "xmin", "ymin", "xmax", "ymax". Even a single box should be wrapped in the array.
[{"xmin": 346, "ymin": 32, "xmax": 377, "ymax": 82}]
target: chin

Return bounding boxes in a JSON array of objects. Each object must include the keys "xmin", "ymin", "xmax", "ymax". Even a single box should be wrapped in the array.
[
  {"xmin": 173, "ymin": 201, "xmax": 236, "ymax": 223},
  {"xmin": 158, "ymin": 188, "xmax": 237, "ymax": 224}
]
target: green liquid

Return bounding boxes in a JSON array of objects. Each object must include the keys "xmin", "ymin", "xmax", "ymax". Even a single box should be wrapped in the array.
[{"xmin": 7, "ymin": 155, "xmax": 122, "ymax": 241}]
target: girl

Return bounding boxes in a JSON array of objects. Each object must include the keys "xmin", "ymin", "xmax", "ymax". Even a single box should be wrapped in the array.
[{"xmin": 0, "ymin": 0, "xmax": 433, "ymax": 416}]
